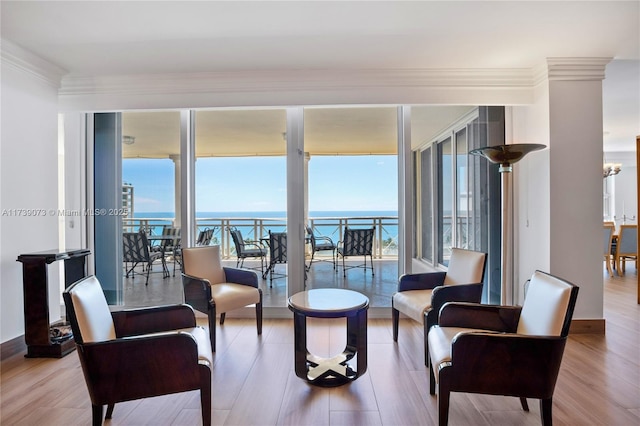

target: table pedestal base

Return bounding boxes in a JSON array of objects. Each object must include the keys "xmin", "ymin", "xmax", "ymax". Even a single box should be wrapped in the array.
[{"xmin": 292, "ymin": 308, "xmax": 367, "ymax": 387}]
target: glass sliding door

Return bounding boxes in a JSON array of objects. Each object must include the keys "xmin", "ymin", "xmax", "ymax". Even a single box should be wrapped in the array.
[
  {"xmin": 419, "ymin": 146, "xmax": 433, "ymax": 263},
  {"xmin": 437, "ymin": 137, "xmax": 453, "ymax": 265},
  {"xmin": 194, "ymin": 108, "xmax": 288, "ymax": 306},
  {"xmin": 121, "ymin": 111, "xmax": 182, "ymax": 305},
  {"xmin": 303, "ymin": 106, "xmax": 398, "ymax": 307}
]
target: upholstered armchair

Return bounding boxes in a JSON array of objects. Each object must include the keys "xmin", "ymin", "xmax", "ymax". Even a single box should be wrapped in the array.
[
  {"xmin": 428, "ymin": 270, "xmax": 579, "ymax": 426},
  {"xmin": 63, "ymin": 276, "xmax": 212, "ymax": 426},
  {"xmin": 181, "ymin": 245, "xmax": 262, "ymax": 351},
  {"xmin": 392, "ymin": 248, "xmax": 487, "ymax": 364}
]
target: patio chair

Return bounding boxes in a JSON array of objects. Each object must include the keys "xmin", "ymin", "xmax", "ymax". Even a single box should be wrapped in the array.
[
  {"xmin": 267, "ymin": 231, "xmax": 287, "ymax": 287},
  {"xmin": 181, "ymin": 245, "xmax": 262, "ymax": 351},
  {"xmin": 149, "ymin": 225, "xmax": 181, "ymax": 277},
  {"xmin": 63, "ymin": 275, "xmax": 212, "ymax": 426},
  {"xmin": 336, "ymin": 226, "xmax": 375, "ymax": 277},
  {"xmin": 122, "ymin": 231, "xmax": 162, "ymax": 285},
  {"xmin": 428, "ymin": 270, "xmax": 579, "ymax": 426},
  {"xmin": 392, "ymin": 248, "xmax": 487, "ymax": 365},
  {"xmin": 305, "ymin": 225, "xmax": 336, "ymax": 270},
  {"xmin": 229, "ymin": 226, "xmax": 267, "ymax": 278},
  {"xmin": 196, "ymin": 227, "xmax": 216, "ymax": 246}
]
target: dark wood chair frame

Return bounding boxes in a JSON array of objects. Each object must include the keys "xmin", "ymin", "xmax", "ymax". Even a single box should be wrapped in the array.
[
  {"xmin": 428, "ymin": 273, "xmax": 579, "ymax": 426},
  {"xmin": 182, "ymin": 267, "xmax": 263, "ymax": 351},
  {"xmin": 392, "ymin": 252, "xmax": 487, "ymax": 365},
  {"xmin": 63, "ymin": 277, "xmax": 212, "ymax": 426}
]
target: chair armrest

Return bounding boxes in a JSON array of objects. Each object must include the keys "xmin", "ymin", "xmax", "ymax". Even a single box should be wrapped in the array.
[
  {"xmin": 244, "ymin": 240, "xmax": 266, "ymax": 250},
  {"xmin": 431, "ymin": 283, "xmax": 483, "ymax": 315},
  {"xmin": 398, "ymin": 272, "xmax": 447, "ymax": 292},
  {"xmin": 438, "ymin": 302, "xmax": 521, "ymax": 332},
  {"xmin": 112, "ymin": 304, "xmax": 196, "ymax": 337},
  {"xmin": 223, "ymin": 267, "xmax": 259, "ymax": 288},
  {"xmin": 316, "ymin": 236, "xmax": 335, "ymax": 245},
  {"xmin": 79, "ymin": 332, "xmax": 206, "ymax": 400},
  {"xmin": 181, "ymin": 273, "xmax": 212, "ymax": 313},
  {"xmin": 450, "ymin": 332, "xmax": 567, "ymax": 397}
]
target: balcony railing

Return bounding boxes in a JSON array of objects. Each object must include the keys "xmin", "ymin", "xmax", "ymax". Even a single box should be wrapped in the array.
[{"xmin": 123, "ymin": 215, "xmax": 398, "ymax": 259}]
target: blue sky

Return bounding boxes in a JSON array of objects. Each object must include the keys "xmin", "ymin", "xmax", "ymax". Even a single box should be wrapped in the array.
[{"xmin": 123, "ymin": 155, "xmax": 398, "ymax": 213}]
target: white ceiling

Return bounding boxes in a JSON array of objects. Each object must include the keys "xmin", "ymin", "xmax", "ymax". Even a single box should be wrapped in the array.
[{"xmin": 2, "ymin": 1, "xmax": 639, "ymax": 152}]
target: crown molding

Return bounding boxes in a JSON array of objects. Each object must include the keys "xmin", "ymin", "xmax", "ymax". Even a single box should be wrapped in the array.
[
  {"xmin": 544, "ymin": 57, "xmax": 612, "ymax": 82},
  {"xmin": 1, "ymin": 39, "xmax": 67, "ymax": 88},
  {"xmin": 59, "ymin": 68, "xmax": 536, "ymax": 98}
]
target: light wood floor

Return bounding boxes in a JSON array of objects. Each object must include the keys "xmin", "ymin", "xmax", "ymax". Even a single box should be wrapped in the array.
[{"xmin": 1, "ymin": 271, "xmax": 638, "ymax": 425}]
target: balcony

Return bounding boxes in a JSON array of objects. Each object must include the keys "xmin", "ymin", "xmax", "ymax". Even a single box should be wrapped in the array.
[{"xmin": 122, "ymin": 215, "xmax": 399, "ymax": 309}]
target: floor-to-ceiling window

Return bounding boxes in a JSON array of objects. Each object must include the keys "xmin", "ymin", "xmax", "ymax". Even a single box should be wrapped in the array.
[
  {"xmin": 411, "ymin": 106, "xmax": 501, "ymax": 301},
  {"xmin": 194, "ymin": 108, "xmax": 289, "ymax": 304},
  {"xmin": 91, "ymin": 105, "xmax": 500, "ymax": 308},
  {"xmin": 303, "ymin": 106, "xmax": 399, "ymax": 304}
]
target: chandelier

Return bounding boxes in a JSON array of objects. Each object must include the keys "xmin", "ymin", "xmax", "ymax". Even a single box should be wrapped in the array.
[{"xmin": 603, "ymin": 162, "xmax": 621, "ymax": 178}]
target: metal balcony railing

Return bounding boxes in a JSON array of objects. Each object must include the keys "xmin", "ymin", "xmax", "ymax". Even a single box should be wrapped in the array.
[{"xmin": 123, "ymin": 215, "xmax": 399, "ymax": 259}]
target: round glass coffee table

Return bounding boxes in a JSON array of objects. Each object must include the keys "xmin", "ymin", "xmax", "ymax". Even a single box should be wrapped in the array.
[{"xmin": 287, "ymin": 288, "xmax": 369, "ymax": 387}]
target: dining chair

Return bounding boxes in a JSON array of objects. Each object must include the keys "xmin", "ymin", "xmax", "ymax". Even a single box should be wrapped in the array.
[
  {"xmin": 615, "ymin": 224, "xmax": 637, "ymax": 275},
  {"xmin": 63, "ymin": 275, "xmax": 212, "ymax": 426},
  {"xmin": 428, "ymin": 270, "xmax": 579, "ymax": 426},
  {"xmin": 603, "ymin": 223, "xmax": 615, "ymax": 276}
]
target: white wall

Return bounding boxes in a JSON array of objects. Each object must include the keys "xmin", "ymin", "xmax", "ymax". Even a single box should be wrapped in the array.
[
  {"xmin": 1, "ymin": 57, "xmax": 62, "ymax": 342},
  {"xmin": 510, "ymin": 80, "xmax": 552, "ymax": 303}
]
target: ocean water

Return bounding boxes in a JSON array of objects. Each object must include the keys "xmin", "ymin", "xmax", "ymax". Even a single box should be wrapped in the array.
[
  {"xmin": 132, "ymin": 210, "xmax": 399, "ymax": 246},
  {"xmin": 134, "ymin": 210, "xmax": 397, "ymax": 219}
]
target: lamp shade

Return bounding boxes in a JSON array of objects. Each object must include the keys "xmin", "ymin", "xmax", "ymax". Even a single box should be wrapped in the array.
[{"xmin": 470, "ymin": 144, "xmax": 546, "ymax": 170}]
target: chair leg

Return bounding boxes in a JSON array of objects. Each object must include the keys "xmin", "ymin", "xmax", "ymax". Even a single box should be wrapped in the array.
[
  {"xmin": 256, "ymin": 291, "xmax": 263, "ymax": 335},
  {"xmin": 200, "ymin": 369, "xmax": 212, "ymax": 426},
  {"xmin": 392, "ymin": 307, "xmax": 399, "ymax": 341},
  {"xmin": 429, "ymin": 361, "xmax": 436, "ymax": 395},
  {"xmin": 91, "ymin": 404, "xmax": 103, "ymax": 426},
  {"xmin": 208, "ymin": 305, "xmax": 216, "ymax": 352},
  {"xmin": 220, "ymin": 312, "xmax": 226, "ymax": 325},
  {"xmin": 423, "ymin": 318, "xmax": 430, "ymax": 367},
  {"xmin": 540, "ymin": 398, "xmax": 553, "ymax": 426},
  {"xmin": 370, "ymin": 254, "xmax": 374, "ymax": 276},
  {"xmin": 105, "ymin": 404, "xmax": 115, "ymax": 419},
  {"xmin": 438, "ymin": 379, "xmax": 450, "ymax": 426},
  {"xmin": 520, "ymin": 397, "xmax": 529, "ymax": 411}
]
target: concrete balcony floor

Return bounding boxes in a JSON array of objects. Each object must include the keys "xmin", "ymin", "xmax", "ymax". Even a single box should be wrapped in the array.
[{"xmin": 123, "ymin": 257, "xmax": 399, "ymax": 311}]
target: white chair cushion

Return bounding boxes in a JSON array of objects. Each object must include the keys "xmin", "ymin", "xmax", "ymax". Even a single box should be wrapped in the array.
[
  {"xmin": 211, "ymin": 282, "xmax": 261, "ymax": 314},
  {"xmin": 182, "ymin": 245, "xmax": 225, "ymax": 285},
  {"xmin": 392, "ymin": 290, "xmax": 433, "ymax": 323},
  {"xmin": 182, "ymin": 326, "xmax": 214, "ymax": 367},
  {"xmin": 443, "ymin": 248, "xmax": 486, "ymax": 285},
  {"xmin": 124, "ymin": 326, "xmax": 214, "ymax": 367},
  {"xmin": 70, "ymin": 276, "xmax": 116, "ymax": 343},
  {"xmin": 517, "ymin": 271, "xmax": 572, "ymax": 336},
  {"xmin": 428, "ymin": 326, "xmax": 497, "ymax": 383}
]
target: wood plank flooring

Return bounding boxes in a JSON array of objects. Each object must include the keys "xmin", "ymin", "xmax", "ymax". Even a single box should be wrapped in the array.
[{"xmin": 1, "ymin": 271, "xmax": 638, "ymax": 425}]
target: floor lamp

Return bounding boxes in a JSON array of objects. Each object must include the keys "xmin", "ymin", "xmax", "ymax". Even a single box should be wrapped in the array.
[{"xmin": 470, "ymin": 143, "xmax": 546, "ymax": 305}]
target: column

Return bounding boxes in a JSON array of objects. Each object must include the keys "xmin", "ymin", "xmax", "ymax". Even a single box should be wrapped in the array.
[{"xmin": 170, "ymin": 154, "xmax": 181, "ymax": 228}]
